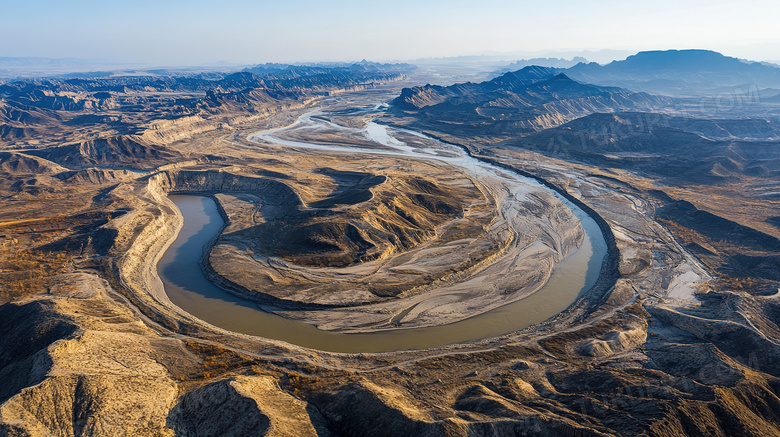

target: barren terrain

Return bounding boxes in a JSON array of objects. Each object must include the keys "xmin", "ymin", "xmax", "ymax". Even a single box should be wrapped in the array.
[{"xmin": 2, "ymin": 61, "xmax": 780, "ymax": 436}]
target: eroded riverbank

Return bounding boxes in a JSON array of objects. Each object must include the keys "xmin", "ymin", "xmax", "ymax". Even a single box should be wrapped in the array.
[
  {"xmin": 159, "ymin": 194, "xmax": 606, "ymax": 353},
  {"xmin": 153, "ymin": 105, "xmax": 610, "ymax": 352}
]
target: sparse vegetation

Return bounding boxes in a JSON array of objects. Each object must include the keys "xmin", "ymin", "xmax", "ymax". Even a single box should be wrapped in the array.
[
  {"xmin": 184, "ymin": 341, "xmax": 255, "ymax": 379},
  {"xmin": 0, "ymin": 245, "xmax": 74, "ymax": 303}
]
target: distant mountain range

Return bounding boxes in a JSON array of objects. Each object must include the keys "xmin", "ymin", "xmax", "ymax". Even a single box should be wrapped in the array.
[
  {"xmin": 392, "ymin": 50, "xmax": 780, "ymax": 187},
  {"xmin": 0, "ymin": 58, "xmax": 415, "ymax": 81},
  {"xmin": 543, "ymin": 50, "xmax": 780, "ymax": 96},
  {"xmin": 243, "ymin": 61, "xmax": 415, "ymax": 77},
  {"xmin": 392, "ymin": 68, "xmax": 670, "ymax": 136},
  {"xmin": 492, "ymin": 57, "xmax": 588, "ymax": 75},
  {"xmin": 0, "ymin": 58, "xmax": 146, "ymax": 80}
]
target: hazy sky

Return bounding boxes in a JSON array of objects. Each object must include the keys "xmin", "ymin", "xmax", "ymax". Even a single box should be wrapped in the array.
[{"xmin": 2, "ymin": 0, "xmax": 779, "ymax": 65}]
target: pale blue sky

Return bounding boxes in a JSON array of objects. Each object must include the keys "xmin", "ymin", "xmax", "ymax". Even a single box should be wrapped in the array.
[{"xmin": 1, "ymin": 0, "xmax": 778, "ymax": 65}]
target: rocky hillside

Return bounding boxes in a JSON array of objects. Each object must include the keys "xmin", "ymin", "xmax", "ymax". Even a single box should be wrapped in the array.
[
  {"xmin": 0, "ymin": 99, "xmax": 61, "ymax": 141},
  {"xmin": 26, "ymin": 135, "xmax": 183, "ymax": 169},
  {"xmin": 0, "ymin": 63, "xmax": 409, "ymax": 150},
  {"xmin": 235, "ymin": 172, "xmax": 472, "ymax": 270},
  {"xmin": 0, "ymin": 151, "xmax": 67, "ymax": 174},
  {"xmin": 0, "ymin": 64, "xmax": 410, "ymax": 172},
  {"xmin": 392, "ymin": 71, "xmax": 670, "ymax": 136},
  {"xmin": 3, "ymin": 258, "xmax": 780, "ymax": 436},
  {"xmin": 394, "ymin": 66, "xmax": 561, "ymax": 110},
  {"xmin": 512, "ymin": 112, "xmax": 780, "ymax": 184}
]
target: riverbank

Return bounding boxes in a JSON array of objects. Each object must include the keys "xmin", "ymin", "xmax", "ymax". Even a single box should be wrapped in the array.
[
  {"xmin": 157, "ymin": 193, "xmax": 605, "ymax": 352},
  {"xmin": 130, "ymin": 105, "xmax": 610, "ymax": 350},
  {"xmin": 102, "ymin": 101, "xmax": 613, "ymax": 353},
  {"xmin": 403, "ymin": 129, "xmax": 621, "ymax": 315}
]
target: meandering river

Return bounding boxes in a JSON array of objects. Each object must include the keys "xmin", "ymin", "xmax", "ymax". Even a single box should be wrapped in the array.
[{"xmin": 157, "ymin": 107, "xmax": 608, "ymax": 353}]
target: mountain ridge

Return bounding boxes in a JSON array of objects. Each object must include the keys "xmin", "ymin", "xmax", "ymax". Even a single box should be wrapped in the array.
[
  {"xmin": 392, "ymin": 68, "xmax": 670, "ymax": 135},
  {"xmin": 564, "ymin": 49, "xmax": 780, "ymax": 95}
]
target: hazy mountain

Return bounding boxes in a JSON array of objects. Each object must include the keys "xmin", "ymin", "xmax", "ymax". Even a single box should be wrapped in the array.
[
  {"xmin": 566, "ymin": 50, "xmax": 780, "ymax": 96},
  {"xmin": 513, "ymin": 111, "xmax": 780, "ymax": 183},
  {"xmin": 392, "ymin": 69, "xmax": 670, "ymax": 135},
  {"xmin": 394, "ymin": 66, "xmax": 560, "ymax": 110},
  {"xmin": 243, "ymin": 61, "xmax": 415, "ymax": 77},
  {"xmin": 0, "ymin": 57, "xmax": 136, "ymax": 79},
  {"xmin": 493, "ymin": 57, "xmax": 587, "ymax": 75},
  {"xmin": 762, "ymin": 92, "xmax": 780, "ymax": 103}
]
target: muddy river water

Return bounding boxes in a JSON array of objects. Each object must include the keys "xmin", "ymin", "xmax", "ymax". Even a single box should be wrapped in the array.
[{"xmin": 157, "ymin": 107, "xmax": 607, "ymax": 353}]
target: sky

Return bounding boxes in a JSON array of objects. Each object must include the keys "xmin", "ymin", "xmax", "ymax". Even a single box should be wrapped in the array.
[{"xmin": 1, "ymin": 0, "xmax": 779, "ymax": 66}]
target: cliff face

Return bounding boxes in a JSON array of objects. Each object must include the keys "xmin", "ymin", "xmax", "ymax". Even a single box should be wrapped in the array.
[
  {"xmin": 111, "ymin": 169, "xmax": 306, "ymax": 313},
  {"xmin": 138, "ymin": 115, "xmax": 219, "ymax": 145},
  {"xmin": 152, "ymin": 170, "xmax": 303, "ymax": 202}
]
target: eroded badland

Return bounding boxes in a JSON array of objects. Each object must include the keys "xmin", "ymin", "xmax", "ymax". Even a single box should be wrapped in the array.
[{"xmin": 2, "ymin": 54, "xmax": 780, "ymax": 436}]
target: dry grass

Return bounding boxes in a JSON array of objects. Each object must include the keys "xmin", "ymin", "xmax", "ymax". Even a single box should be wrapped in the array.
[
  {"xmin": 716, "ymin": 276, "xmax": 762, "ymax": 292},
  {"xmin": 0, "ymin": 246, "xmax": 73, "ymax": 303},
  {"xmin": 184, "ymin": 341, "xmax": 255, "ymax": 380}
]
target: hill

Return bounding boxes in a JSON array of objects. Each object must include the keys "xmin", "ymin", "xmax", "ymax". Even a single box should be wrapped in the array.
[
  {"xmin": 566, "ymin": 49, "xmax": 780, "ymax": 95},
  {"xmin": 26, "ymin": 135, "xmax": 183, "ymax": 169},
  {"xmin": 514, "ymin": 112, "xmax": 780, "ymax": 184},
  {"xmin": 392, "ymin": 69, "xmax": 670, "ymax": 136}
]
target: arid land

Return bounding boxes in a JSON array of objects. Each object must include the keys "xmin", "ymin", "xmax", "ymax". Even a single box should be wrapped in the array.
[{"xmin": 1, "ymin": 63, "xmax": 780, "ymax": 436}]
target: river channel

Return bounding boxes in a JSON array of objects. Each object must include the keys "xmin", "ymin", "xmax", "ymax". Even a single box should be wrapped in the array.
[{"xmin": 157, "ymin": 107, "xmax": 608, "ymax": 353}]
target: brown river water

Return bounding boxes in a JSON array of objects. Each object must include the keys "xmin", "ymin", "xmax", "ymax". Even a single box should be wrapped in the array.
[{"xmin": 157, "ymin": 109, "xmax": 607, "ymax": 353}]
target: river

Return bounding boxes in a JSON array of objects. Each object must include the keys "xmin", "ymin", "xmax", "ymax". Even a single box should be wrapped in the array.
[{"xmin": 157, "ymin": 107, "xmax": 607, "ymax": 353}]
